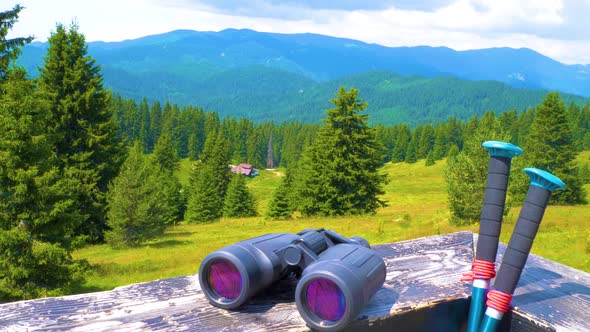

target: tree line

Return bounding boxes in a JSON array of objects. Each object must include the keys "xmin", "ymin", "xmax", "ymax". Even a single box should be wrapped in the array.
[{"xmin": 111, "ymin": 91, "xmax": 590, "ymax": 169}]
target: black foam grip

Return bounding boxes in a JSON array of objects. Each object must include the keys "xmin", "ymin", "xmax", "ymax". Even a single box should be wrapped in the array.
[
  {"xmin": 494, "ymin": 186, "xmax": 551, "ymax": 294},
  {"xmin": 476, "ymin": 156, "xmax": 512, "ymax": 262}
]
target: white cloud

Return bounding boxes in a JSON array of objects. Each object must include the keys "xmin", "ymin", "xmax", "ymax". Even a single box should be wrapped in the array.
[{"xmin": 5, "ymin": 0, "xmax": 590, "ymax": 64}]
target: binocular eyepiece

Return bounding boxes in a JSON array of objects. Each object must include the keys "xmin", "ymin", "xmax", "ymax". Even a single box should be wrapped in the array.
[{"xmin": 198, "ymin": 229, "xmax": 386, "ymax": 331}]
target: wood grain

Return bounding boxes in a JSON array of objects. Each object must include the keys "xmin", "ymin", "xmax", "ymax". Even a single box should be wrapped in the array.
[
  {"xmin": 0, "ymin": 231, "xmax": 588, "ymax": 332},
  {"xmin": 497, "ymin": 242, "xmax": 590, "ymax": 332}
]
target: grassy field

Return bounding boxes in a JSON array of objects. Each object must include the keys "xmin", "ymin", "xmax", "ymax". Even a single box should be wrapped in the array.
[{"xmin": 72, "ymin": 154, "xmax": 590, "ymax": 293}]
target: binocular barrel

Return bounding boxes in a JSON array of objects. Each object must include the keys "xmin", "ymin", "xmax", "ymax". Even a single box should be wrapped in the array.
[
  {"xmin": 296, "ymin": 244, "xmax": 386, "ymax": 332},
  {"xmin": 198, "ymin": 229, "xmax": 386, "ymax": 331},
  {"xmin": 199, "ymin": 232, "xmax": 300, "ymax": 309}
]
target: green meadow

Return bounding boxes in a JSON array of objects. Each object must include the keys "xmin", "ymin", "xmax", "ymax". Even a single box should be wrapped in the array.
[{"xmin": 72, "ymin": 154, "xmax": 590, "ymax": 293}]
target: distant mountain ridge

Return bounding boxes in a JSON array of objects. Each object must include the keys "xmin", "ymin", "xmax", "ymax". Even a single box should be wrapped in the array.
[{"xmin": 18, "ymin": 29, "xmax": 590, "ymax": 124}]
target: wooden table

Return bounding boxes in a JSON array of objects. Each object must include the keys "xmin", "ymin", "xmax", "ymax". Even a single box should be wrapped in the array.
[{"xmin": 1, "ymin": 232, "xmax": 589, "ymax": 331}]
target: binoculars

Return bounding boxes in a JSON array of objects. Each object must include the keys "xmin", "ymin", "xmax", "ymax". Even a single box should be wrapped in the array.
[{"xmin": 198, "ymin": 228, "xmax": 386, "ymax": 331}]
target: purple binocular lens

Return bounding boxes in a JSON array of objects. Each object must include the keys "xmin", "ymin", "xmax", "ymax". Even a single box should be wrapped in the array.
[
  {"xmin": 208, "ymin": 259, "xmax": 242, "ymax": 300},
  {"xmin": 305, "ymin": 278, "xmax": 346, "ymax": 322}
]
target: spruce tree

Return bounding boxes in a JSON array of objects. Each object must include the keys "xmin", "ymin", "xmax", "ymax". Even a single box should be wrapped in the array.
[
  {"xmin": 105, "ymin": 143, "xmax": 171, "ymax": 247},
  {"xmin": 432, "ymin": 123, "xmax": 449, "ymax": 160},
  {"xmin": 447, "ymin": 144, "xmax": 460, "ymax": 161},
  {"xmin": 297, "ymin": 87, "xmax": 387, "ymax": 216},
  {"xmin": 425, "ymin": 150, "xmax": 436, "ymax": 166},
  {"xmin": 148, "ymin": 101, "xmax": 162, "ymax": 152},
  {"xmin": 39, "ymin": 23, "xmax": 122, "ymax": 241},
  {"xmin": 186, "ymin": 163, "xmax": 227, "ymax": 222},
  {"xmin": 418, "ymin": 124, "xmax": 435, "ymax": 159},
  {"xmin": 265, "ymin": 176, "xmax": 294, "ymax": 220},
  {"xmin": 153, "ymin": 132, "xmax": 179, "ymax": 172},
  {"xmin": 447, "ymin": 117, "xmax": 463, "ymax": 150},
  {"xmin": 0, "ymin": 5, "xmax": 33, "ymax": 80},
  {"xmin": 185, "ymin": 131, "xmax": 231, "ymax": 222},
  {"xmin": 247, "ymin": 127, "xmax": 266, "ymax": 168},
  {"xmin": 404, "ymin": 130, "xmax": 419, "ymax": 163},
  {"xmin": 523, "ymin": 92, "xmax": 586, "ymax": 204},
  {"xmin": 138, "ymin": 98, "xmax": 150, "ymax": 153},
  {"xmin": 391, "ymin": 125, "xmax": 410, "ymax": 162},
  {"xmin": 445, "ymin": 112, "xmax": 511, "ymax": 225},
  {"xmin": 223, "ymin": 174, "xmax": 257, "ymax": 218},
  {"xmin": 0, "ymin": 69, "xmax": 85, "ymax": 300},
  {"xmin": 153, "ymin": 133, "xmax": 184, "ymax": 224}
]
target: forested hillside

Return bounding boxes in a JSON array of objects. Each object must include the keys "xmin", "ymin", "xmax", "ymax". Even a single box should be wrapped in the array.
[
  {"xmin": 19, "ymin": 30, "xmax": 590, "ymax": 125},
  {"xmin": 21, "ymin": 29, "xmax": 590, "ymax": 95}
]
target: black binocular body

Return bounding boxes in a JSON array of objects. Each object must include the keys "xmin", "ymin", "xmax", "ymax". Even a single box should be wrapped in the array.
[{"xmin": 198, "ymin": 229, "xmax": 386, "ymax": 331}]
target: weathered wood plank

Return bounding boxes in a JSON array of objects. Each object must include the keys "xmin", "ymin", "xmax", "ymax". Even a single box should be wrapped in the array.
[
  {"xmin": 4, "ymin": 231, "xmax": 588, "ymax": 331},
  {"xmin": 0, "ymin": 232, "xmax": 474, "ymax": 331},
  {"xmin": 496, "ymin": 242, "xmax": 590, "ymax": 332}
]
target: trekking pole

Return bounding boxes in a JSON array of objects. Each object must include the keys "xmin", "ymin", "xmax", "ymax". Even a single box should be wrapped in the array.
[
  {"xmin": 463, "ymin": 141, "xmax": 523, "ymax": 332},
  {"xmin": 479, "ymin": 168, "xmax": 565, "ymax": 332}
]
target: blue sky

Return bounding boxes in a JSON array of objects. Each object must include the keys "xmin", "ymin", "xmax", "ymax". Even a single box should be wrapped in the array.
[{"xmin": 6, "ymin": 0, "xmax": 590, "ymax": 64}]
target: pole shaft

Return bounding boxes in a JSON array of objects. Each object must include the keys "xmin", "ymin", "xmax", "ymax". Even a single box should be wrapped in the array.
[
  {"xmin": 467, "ymin": 285, "xmax": 488, "ymax": 332},
  {"xmin": 493, "ymin": 186, "xmax": 550, "ymax": 294},
  {"xmin": 476, "ymin": 156, "xmax": 511, "ymax": 262}
]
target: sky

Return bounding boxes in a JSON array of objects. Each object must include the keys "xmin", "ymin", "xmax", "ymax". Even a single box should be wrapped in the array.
[{"xmin": 5, "ymin": 0, "xmax": 590, "ymax": 65}]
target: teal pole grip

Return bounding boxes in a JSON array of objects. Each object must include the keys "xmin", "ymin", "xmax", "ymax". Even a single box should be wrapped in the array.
[
  {"xmin": 524, "ymin": 168, "xmax": 566, "ymax": 192},
  {"xmin": 482, "ymin": 141, "xmax": 524, "ymax": 159}
]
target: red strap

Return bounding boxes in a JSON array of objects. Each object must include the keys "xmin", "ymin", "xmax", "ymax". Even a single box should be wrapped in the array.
[
  {"xmin": 461, "ymin": 259, "xmax": 497, "ymax": 282},
  {"xmin": 486, "ymin": 289, "xmax": 512, "ymax": 313}
]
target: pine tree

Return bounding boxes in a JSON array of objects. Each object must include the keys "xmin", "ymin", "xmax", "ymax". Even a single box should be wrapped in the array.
[
  {"xmin": 223, "ymin": 174, "xmax": 257, "ymax": 218},
  {"xmin": 447, "ymin": 144, "xmax": 460, "ymax": 161},
  {"xmin": 153, "ymin": 132, "xmax": 179, "ymax": 172},
  {"xmin": 247, "ymin": 127, "xmax": 266, "ymax": 168},
  {"xmin": 152, "ymin": 133, "xmax": 184, "ymax": 224},
  {"xmin": 578, "ymin": 163, "xmax": 590, "ymax": 184},
  {"xmin": 297, "ymin": 87, "xmax": 388, "ymax": 216},
  {"xmin": 0, "ymin": 69, "xmax": 85, "ymax": 300},
  {"xmin": 148, "ymin": 101, "xmax": 162, "ymax": 152},
  {"xmin": 0, "ymin": 5, "xmax": 33, "ymax": 80},
  {"xmin": 105, "ymin": 143, "xmax": 171, "ymax": 247},
  {"xmin": 265, "ymin": 173, "xmax": 294, "ymax": 220},
  {"xmin": 185, "ymin": 131, "xmax": 231, "ymax": 222},
  {"xmin": 445, "ymin": 112, "xmax": 511, "ymax": 225},
  {"xmin": 425, "ymin": 150, "xmax": 436, "ymax": 166},
  {"xmin": 266, "ymin": 132, "xmax": 275, "ymax": 168},
  {"xmin": 375, "ymin": 124, "xmax": 396, "ymax": 162},
  {"xmin": 447, "ymin": 117, "xmax": 463, "ymax": 150},
  {"xmin": 186, "ymin": 164, "xmax": 225, "ymax": 222},
  {"xmin": 39, "ymin": 23, "xmax": 123, "ymax": 241},
  {"xmin": 138, "ymin": 98, "xmax": 150, "ymax": 153},
  {"xmin": 404, "ymin": 130, "xmax": 419, "ymax": 163},
  {"xmin": 391, "ymin": 125, "xmax": 410, "ymax": 162},
  {"xmin": 432, "ymin": 123, "xmax": 449, "ymax": 160},
  {"xmin": 522, "ymin": 92, "xmax": 586, "ymax": 204},
  {"xmin": 417, "ymin": 124, "xmax": 435, "ymax": 159}
]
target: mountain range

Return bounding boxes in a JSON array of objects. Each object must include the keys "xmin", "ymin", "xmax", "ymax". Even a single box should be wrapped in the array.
[{"xmin": 19, "ymin": 29, "xmax": 590, "ymax": 124}]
